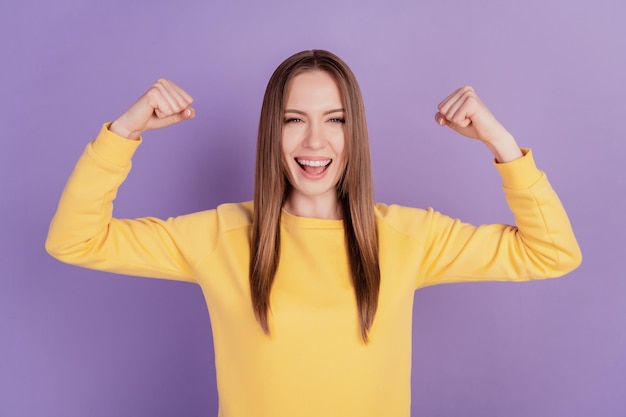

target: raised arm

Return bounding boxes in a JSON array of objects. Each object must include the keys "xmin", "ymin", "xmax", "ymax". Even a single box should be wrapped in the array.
[
  {"xmin": 415, "ymin": 86, "xmax": 582, "ymax": 286},
  {"xmin": 45, "ymin": 80, "xmax": 211, "ymax": 282}
]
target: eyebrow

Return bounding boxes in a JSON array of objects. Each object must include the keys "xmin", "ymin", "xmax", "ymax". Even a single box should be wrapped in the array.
[{"xmin": 284, "ymin": 108, "xmax": 345, "ymax": 116}]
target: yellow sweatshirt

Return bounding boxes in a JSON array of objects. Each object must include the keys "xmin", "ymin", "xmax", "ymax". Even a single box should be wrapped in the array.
[{"xmin": 46, "ymin": 124, "xmax": 581, "ymax": 417}]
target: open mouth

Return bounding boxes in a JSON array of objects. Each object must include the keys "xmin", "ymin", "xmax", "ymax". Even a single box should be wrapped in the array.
[{"xmin": 296, "ymin": 158, "xmax": 332, "ymax": 176}]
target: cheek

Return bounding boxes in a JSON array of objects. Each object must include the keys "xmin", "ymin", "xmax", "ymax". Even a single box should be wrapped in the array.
[
  {"xmin": 334, "ymin": 133, "xmax": 347, "ymax": 176},
  {"xmin": 280, "ymin": 145, "xmax": 292, "ymax": 173},
  {"xmin": 281, "ymin": 130, "xmax": 298, "ymax": 156},
  {"xmin": 332, "ymin": 132, "xmax": 346, "ymax": 160},
  {"xmin": 279, "ymin": 134, "xmax": 295, "ymax": 180},
  {"xmin": 280, "ymin": 135, "xmax": 292, "ymax": 162},
  {"xmin": 280, "ymin": 142, "xmax": 296, "ymax": 177}
]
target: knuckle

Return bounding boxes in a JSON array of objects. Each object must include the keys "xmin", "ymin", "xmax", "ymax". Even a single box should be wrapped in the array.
[{"xmin": 146, "ymin": 87, "xmax": 161, "ymax": 101}]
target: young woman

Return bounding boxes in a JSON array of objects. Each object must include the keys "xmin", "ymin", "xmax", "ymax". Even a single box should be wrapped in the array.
[{"xmin": 46, "ymin": 49, "xmax": 581, "ymax": 417}]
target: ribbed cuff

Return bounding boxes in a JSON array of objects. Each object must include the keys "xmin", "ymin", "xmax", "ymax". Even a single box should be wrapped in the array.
[
  {"xmin": 90, "ymin": 122, "xmax": 142, "ymax": 167},
  {"xmin": 494, "ymin": 148, "xmax": 543, "ymax": 189}
]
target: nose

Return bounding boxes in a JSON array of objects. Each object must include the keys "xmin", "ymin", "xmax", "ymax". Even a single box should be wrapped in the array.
[{"xmin": 303, "ymin": 121, "xmax": 325, "ymax": 149}]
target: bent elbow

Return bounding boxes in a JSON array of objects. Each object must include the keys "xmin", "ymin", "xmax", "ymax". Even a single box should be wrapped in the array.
[
  {"xmin": 45, "ymin": 233, "xmax": 67, "ymax": 262},
  {"xmin": 45, "ymin": 231, "xmax": 83, "ymax": 265},
  {"xmin": 539, "ymin": 241, "xmax": 582, "ymax": 278},
  {"xmin": 557, "ymin": 243, "xmax": 583, "ymax": 276},
  {"xmin": 523, "ymin": 237, "xmax": 582, "ymax": 279}
]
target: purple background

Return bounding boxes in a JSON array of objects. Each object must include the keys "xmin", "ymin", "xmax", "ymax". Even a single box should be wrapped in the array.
[{"xmin": 2, "ymin": 0, "xmax": 624, "ymax": 416}]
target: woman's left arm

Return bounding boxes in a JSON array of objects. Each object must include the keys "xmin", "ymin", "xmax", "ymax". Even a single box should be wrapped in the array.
[{"xmin": 417, "ymin": 87, "xmax": 582, "ymax": 287}]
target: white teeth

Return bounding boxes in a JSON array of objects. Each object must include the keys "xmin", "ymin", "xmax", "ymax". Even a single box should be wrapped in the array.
[{"xmin": 297, "ymin": 159, "xmax": 331, "ymax": 167}]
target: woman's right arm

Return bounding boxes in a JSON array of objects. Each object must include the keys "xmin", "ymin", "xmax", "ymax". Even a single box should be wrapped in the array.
[{"xmin": 45, "ymin": 80, "xmax": 209, "ymax": 282}]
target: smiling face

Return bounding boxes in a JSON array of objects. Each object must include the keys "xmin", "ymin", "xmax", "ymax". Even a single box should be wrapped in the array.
[{"xmin": 281, "ymin": 70, "xmax": 346, "ymax": 219}]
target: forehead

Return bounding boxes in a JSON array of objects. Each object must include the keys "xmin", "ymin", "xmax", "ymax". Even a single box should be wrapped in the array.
[{"xmin": 284, "ymin": 70, "xmax": 343, "ymax": 108}]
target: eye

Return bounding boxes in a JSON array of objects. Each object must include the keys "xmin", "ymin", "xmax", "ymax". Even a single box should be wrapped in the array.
[
  {"xmin": 284, "ymin": 118, "xmax": 303, "ymax": 124},
  {"xmin": 329, "ymin": 118, "xmax": 345, "ymax": 124}
]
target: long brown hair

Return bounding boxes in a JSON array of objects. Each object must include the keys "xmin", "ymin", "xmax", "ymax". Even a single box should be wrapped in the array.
[{"xmin": 250, "ymin": 50, "xmax": 380, "ymax": 342}]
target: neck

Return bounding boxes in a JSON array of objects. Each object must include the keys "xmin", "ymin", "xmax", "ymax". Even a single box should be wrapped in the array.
[{"xmin": 283, "ymin": 192, "xmax": 342, "ymax": 220}]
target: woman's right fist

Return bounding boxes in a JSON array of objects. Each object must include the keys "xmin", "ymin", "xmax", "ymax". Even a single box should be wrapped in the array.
[{"xmin": 110, "ymin": 79, "xmax": 195, "ymax": 140}]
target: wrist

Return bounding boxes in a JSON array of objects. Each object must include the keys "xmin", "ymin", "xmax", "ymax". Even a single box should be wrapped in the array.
[
  {"xmin": 485, "ymin": 132, "xmax": 523, "ymax": 163},
  {"xmin": 109, "ymin": 120, "xmax": 141, "ymax": 141}
]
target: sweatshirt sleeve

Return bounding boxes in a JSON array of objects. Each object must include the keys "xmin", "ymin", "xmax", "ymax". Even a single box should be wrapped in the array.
[
  {"xmin": 45, "ymin": 123, "xmax": 216, "ymax": 282},
  {"xmin": 417, "ymin": 149, "xmax": 582, "ymax": 288}
]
